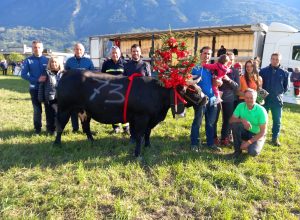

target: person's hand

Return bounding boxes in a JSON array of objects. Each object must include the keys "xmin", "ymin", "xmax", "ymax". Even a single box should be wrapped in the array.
[
  {"xmin": 240, "ymin": 141, "xmax": 250, "ymax": 150},
  {"xmin": 213, "ymin": 78, "xmax": 223, "ymax": 87},
  {"xmin": 223, "ymin": 74, "xmax": 231, "ymax": 81},
  {"xmin": 241, "ymin": 119, "xmax": 252, "ymax": 130},
  {"xmin": 38, "ymin": 75, "xmax": 47, "ymax": 82}
]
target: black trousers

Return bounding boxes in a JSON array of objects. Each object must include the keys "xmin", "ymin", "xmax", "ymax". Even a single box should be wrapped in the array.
[
  {"xmin": 214, "ymin": 101, "xmax": 235, "ymax": 140},
  {"xmin": 29, "ymin": 89, "xmax": 55, "ymax": 132}
]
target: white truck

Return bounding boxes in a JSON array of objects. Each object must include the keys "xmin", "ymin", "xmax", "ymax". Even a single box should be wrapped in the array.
[
  {"xmin": 253, "ymin": 22, "xmax": 300, "ymax": 104},
  {"xmin": 89, "ymin": 22, "xmax": 300, "ymax": 104}
]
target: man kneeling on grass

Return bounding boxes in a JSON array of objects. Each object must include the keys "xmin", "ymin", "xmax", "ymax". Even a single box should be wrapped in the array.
[{"xmin": 229, "ymin": 88, "xmax": 268, "ymax": 158}]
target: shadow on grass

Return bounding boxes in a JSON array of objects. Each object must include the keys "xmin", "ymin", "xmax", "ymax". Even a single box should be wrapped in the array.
[
  {"xmin": 284, "ymin": 103, "xmax": 300, "ymax": 114},
  {"xmin": 0, "ymin": 128, "xmax": 38, "ymax": 140},
  {"xmin": 0, "ymin": 128, "xmax": 247, "ymax": 171}
]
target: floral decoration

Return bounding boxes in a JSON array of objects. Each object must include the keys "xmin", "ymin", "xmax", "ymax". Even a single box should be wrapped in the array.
[{"xmin": 153, "ymin": 32, "xmax": 197, "ymax": 88}]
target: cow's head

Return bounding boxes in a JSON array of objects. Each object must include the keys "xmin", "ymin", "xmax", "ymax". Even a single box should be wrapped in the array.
[
  {"xmin": 179, "ymin": 75, "xmax": 208, "ymax": 106},
  {"xmin": 178, "ymin": 84, "xmax": 207, "ymax": 107},
  {"xmin": 170, "ymin": 78, "xmax": 208, "ymax": 117}
]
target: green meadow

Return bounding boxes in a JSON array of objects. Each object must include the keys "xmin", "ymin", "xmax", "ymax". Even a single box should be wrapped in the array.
[{"xmin": 0, "ymin": 75, "xmax": 299, "ymax": 219}]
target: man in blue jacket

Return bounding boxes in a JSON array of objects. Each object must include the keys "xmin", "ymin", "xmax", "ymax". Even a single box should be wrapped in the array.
[
  {"xmin": 259, "ymin": 52, "xmax": 289, "ymax": 146},
  {"xmin": 190, "ymin": 46, "xmax": 221, "ymax": 152},
  {"xmin": 65, "ymin": 43, "xmax": 94, "ymax": 132},
  {"xmin": 21, "ymin": 40, "xmax": 55, "ymax": 134}
]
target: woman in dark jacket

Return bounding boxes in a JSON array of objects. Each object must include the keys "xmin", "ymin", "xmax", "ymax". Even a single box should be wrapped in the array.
[
  {"xmin": 38, "ymin": 56, "xmax": 64, "ymax": 133},
  {"xmin": 213, "ymin": 52, "xmax": 240, "ymax": 146}
]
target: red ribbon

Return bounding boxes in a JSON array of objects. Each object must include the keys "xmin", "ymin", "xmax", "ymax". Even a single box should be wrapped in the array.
[
  {"xmin": 123, "ymin": 73, "xmax": 143, "ymax": 123},
  {"xmin": 173, "ymin": 87, "xmax": 187, "ymax": 112},
  {"xmin": 174, "ymin": 88, "xmax": 187, "ymax": 104}
]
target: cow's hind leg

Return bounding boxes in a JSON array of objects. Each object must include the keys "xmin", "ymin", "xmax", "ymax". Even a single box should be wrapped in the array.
[
  {"xmin": 133, "ymin": 115, "xmax": 149, "ymax": 157},
  {"xmin": 79, "ymin": 112, "xmax": 94, "ymax": 142},
  {"xmin": 54, "ymin": 110, "xmax": 70, "ymax": 146}
]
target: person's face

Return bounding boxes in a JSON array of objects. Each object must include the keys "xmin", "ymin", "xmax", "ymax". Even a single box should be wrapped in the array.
[
  {"xmin": 244, "ymin": 92, "xmax": 256, "ymax": 108},
  {"xmin": 253, "ymin": 59, "xmax": 260, "ymax": 67},
  {"xmin": 50, "ymin": 59, "xmax": 59, "ymax": 71},
  {"xmin": 131, "ymin": 47, "xmax": 141, "ymax": 61},
  {"xmin": 245, "ymin": 62, "xmax": 254, "ymax": 74},
  {"xmin": 111, "ymin": 48, "xmax": 120, "ymax": 62},
  {"xmin": 271, "ymin": 55, "xmax": 280, "ymax": 67},
  {"xmin": 74, "ymin": 44, "xmax": 85, "ymax": 58},
  {"xmin": 227, "ymin": 53, "xmax": 234, "ymax": 66},
  {"xmin": 32, "ymin": 43, "xmax": 43, "ymax": 57},
  {"xmin": 237, "ymin": 67, "xmax": 242, "ymax": 73},
  {"xmin": 200, "ymin": 49, "xmax": 212, "ymax": 63}
]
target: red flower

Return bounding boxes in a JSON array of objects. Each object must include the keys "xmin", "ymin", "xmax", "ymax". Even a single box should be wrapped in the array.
[
  {"xmin": 168, "ymin": 37, "xmax": 178, "ymax": 48},
  {"xmin": 154, "ymin": 34, "xmax": 197, "ymax": 88}
]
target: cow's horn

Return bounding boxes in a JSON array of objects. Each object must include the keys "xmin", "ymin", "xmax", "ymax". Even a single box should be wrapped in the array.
[{"xmin": 188, "ymin": 75, "xmax": 201, "ymax": 84}]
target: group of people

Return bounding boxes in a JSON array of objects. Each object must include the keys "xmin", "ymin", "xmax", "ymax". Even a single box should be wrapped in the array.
[
  {"xmin": 21, "ymin": 41, "xmax": 92, "ymax": 134},
  {"xmin": 191, "ymin": 46, "xmax": 289, "ymax": 158},
  {"xmin": 21, "ymin": 40, "xmax": 151, "ymax": 143},
  {"xmin": 21, "ymin": 40, "xmax": 290, "ymax": 159},
  {"xmin": 0, "ymin": 59, "xmax": 8, "ymax": 75}
]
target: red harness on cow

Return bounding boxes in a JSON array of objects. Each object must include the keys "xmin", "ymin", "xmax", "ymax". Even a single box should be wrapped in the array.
[
  {"xmin": 173, "ymin": 87, "xmax": 187, "ymax": 112},
  {"xmin": 123, "ymin": 73, "xmax": 143, "ymax": 123},
  {"xmin": 123, "ymin": 74, "xmax": 188, "ymax": 122}
]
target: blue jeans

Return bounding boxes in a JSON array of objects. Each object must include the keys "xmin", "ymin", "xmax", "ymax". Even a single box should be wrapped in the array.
[
  {"xmin": 263, "ymin": 103, "xmax": 282, "ymax": 139},
  {"xmin": 190, "ymin": 100, "xmax": 218, "ymax": 146}
]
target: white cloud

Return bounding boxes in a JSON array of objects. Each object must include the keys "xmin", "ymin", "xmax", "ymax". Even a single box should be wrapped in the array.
[
  {"xmin": 72, "ymin": 0, "xmax": 81, "ymax": 16},
  {"xmin": 169, "ymin": 0, "xmax": 177, "ymax": 5},
  {"xmin": 144, "ymin": 0, "xmax": 159, "ymax": 7}
]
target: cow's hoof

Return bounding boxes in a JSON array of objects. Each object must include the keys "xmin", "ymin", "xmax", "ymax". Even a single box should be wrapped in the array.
[
  {"xmin": 134, "ymin": 150, "xmax": 141, "ymax": 158},
  {"xmin": 87, "ymin": 136, "xmax": 94, "ymax": 142},
  {"xmin": 52, "ymin": 141, "xmax": 62, "ymax": 148},
  {"xmin": 145, "ymin": 142, "xmax": 151, "ymax": 148},
  {"xmin": 89, "ymin": 141, "xmax": 94, "ymax": 148},
  {"xmin": 135, "ymin": 156, "xmax": 143, "ymax": 162}
]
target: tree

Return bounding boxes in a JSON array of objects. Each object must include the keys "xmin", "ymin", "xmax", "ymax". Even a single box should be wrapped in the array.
[
  {"xmin": 0, "ymin": 53, "xmax": 4, "ymax": 61},
  {"xmin": 7, "ymin": 52, "xmax": 24, "ymax": 63}
]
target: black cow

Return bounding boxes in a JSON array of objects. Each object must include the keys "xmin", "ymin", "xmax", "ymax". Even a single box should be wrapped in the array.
[{"xmin": 54, "ymin": 69, "xmax": 206, "ymax": 157}]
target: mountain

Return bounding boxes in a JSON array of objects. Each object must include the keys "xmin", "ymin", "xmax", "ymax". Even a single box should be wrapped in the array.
[{"xmin": 1, "ymin": 0, "xmax": 300, "ymax": 51}]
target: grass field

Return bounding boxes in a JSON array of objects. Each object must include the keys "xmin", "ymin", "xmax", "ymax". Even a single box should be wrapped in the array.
[{"xmin": 0, "ymin": 75, "xmax": 300, "ymax": 219}]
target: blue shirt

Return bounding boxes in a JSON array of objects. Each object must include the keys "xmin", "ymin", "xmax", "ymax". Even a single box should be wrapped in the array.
[
  {"xmin": 65, "ymin": 56, "xmax": 94, "ymax": 70},
  {"xmin": 259, "ymin": 65, "xmax": 288, "ymax": 105},
  {"xmin": 21, "ymin": 55, "xmax": 48, "ymax": 89},
  {"xmin": 192, "ymin": 65, "xmax": 214, "ymax": 99}
]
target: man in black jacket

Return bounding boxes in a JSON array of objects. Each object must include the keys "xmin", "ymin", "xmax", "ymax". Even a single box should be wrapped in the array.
[
  {"xmin": 123, "ymin": 44, "xmax": 151, "ymax": 142},
  {"xmin": 124, "ymin": 44, "xmax": 151, "ymax": 77},
  {"xmin": 102, "ymin": 46, "xmax": 128, "ymax": 134},
  {"xmin": 101, "ymin": 46, "xmax": 125, "ymax": 76},
  {"xmin": 217, "ymin": 45, "xmax": 227, "ymax": 57}
]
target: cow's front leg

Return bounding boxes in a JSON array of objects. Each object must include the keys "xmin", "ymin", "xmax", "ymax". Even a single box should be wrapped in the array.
[
  {"xmin": 144, "ymin": 127, "xmax": 152, "ymax": 147},
  {"xmin": 80, "ymin": 112, "xmax": 94, "ymax": 142},
  {"xmin": 54, "ymin": 110, "xmax": 70, "ymax": 146},
  {"xmin": 135, "ymin": 135, "xmax": 143, "ymax": 157}
]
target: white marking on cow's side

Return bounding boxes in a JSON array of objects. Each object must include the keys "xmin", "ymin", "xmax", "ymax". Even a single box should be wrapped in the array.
[{"xmin": 89, "ymin": 78, "xmax": 124, "ymax": 103}]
